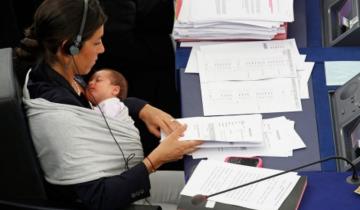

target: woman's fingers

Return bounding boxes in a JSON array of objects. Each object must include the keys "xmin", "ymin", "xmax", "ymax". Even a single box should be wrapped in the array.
[
  {"xmin": 151, "ymin": 126, "xmax": 203, "ymax": 165},
  {"xmin": 166, "ymin": 123, "xmax": 187, "ymax": 139},
  {"xmin": 183, "ymin": 147, "xmax": 198, "ymax": 155},
  {"xmin": 182, "ymin": 140, "xmax": 203, "ymax": 154},
  {"xmin": 148, "ymin": 125, "xmax": 161, "ymax": 138},
  {"xmin": 160, "ymin": 120, "xmax": 173, "ymax": 136},
  {"xmin": 167, "ymin": 118, "xmax": 181, "ymax": 132}
]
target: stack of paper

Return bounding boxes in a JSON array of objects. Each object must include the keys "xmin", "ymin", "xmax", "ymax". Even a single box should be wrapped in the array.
[
  {"xmin": 170, "ymin": 115, "xmax": 306, "ymax": 159},
  {"xmin": 174, "ymin": 0, "xmax": 294, "ymax": 41},
  {"xmin": 189, "ymin": 116, "xmax": 306, "ymax": 159},
  {"xmin": 177, "ymin": 114, "xmax": 264, "ymax": 148},
  {"xmin": 186, "ymin": 39, "xmax": 314, "ymax": 116},
  {"xmin": 173, "ymin": 39, "xmax": 313, "ymax": 159}
]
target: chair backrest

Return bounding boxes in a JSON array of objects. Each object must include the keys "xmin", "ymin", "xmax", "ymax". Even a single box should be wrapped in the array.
[{"xmin": 0, "ymin": 47, "xmax": 48, "ymax": 200}]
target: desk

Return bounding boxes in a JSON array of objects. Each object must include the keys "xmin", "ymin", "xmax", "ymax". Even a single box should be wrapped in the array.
[
  {"xmin": 176, "ymin": 0, "xmax": 360, "ymax": 208},
  {"xmin": 176, "ymin": 1, "xmax": 322, "ymax": 171},
  {"xmin": 175, "ymin": 0, "xmax": 360, "ymax": 171}
]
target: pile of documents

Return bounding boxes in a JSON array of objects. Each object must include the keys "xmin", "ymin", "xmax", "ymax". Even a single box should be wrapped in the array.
[
  {"xmin": 174, "ymin": 0, "xmax": 294, "ymax": 41},
  {"xmin": 172, "ymin": 39, "xmax": 314, "ymax": 159},
  {"xmin": 176, "ymin": 115, "xmax": 305, "ymax": 159},
  {"xmin": 186, "ymin": 39, "xmax": 314, "ymax": 116}
]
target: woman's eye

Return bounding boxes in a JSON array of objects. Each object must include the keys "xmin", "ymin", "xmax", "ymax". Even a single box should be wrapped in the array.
[{"xmin": 94, "ymin": 40, "xmax": 102, "ymax": 46}]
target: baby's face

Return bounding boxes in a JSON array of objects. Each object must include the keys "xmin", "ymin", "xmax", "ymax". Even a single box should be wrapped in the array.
[{"xmin": 86, "ymin": 70, "xmax": 120, "ymax": 105}]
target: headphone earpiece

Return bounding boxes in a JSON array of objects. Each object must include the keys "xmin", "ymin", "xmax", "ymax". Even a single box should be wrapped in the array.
[
  {"xmin": 69, "ymin": 41, "xmax": 81, "ymax": 55},
  {"xmin": 67, "ymin": 0, "xmax": 88, "ymax": 56}
]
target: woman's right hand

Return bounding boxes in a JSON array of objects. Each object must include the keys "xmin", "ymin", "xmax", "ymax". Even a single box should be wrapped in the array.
[{"xmin": 143, "ymin": 124, "xmax": 202, "ymax": 172}]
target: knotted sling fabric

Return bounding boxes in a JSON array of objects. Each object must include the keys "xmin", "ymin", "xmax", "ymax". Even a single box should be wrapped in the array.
[{"xmin": 22, "ymin": 70, "xmax": 144, "ymax": 185}]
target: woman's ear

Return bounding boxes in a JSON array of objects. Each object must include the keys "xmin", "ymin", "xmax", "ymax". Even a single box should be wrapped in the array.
[
  {"xmin": 60, "ymin": 40, "xmax": 71, "ymax": 56},
  {"xmin": 55, "ymin": 40, "xmax": 71, "ymax": 67}
]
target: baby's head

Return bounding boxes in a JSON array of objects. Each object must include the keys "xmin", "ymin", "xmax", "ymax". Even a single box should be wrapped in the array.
[{"xmin": 86, "ymin": 69, "xmax": 128, "ymax": 105}]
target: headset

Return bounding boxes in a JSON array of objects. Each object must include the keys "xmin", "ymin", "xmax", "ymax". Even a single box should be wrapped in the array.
[
  {"xmin": 68, "ymin": 0, "xmax": 89, "ymax": 56},
  {"xmin": 71, "ymin": 0, "xmax": 89, "ymax": 87}
]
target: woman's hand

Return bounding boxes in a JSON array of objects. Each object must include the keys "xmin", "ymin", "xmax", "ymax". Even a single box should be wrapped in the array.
[
  {"xmin": 139, "ymin": 104, "xmax": 180, "ymax": 138},
  {"xmin": 143, "ymin": 124, "xmax": 203, "ymax": 172}
]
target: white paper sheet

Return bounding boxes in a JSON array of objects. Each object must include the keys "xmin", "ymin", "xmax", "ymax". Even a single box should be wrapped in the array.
[
  {"xmin": 174, "ymin": 0, "xmax": 292, "ymax": 40},
  {"xmin": 185, "ymin": 0, "xmax": 294, "ymax": 22},
  {"xmin": 176, "ymin": 114, "xmax": 263, "ymax": 143},
  {"xmin": 198, "ymin": 49, "xmax": 296, "ymax": 82},
  {"xmin": 297, "ymin": 61, "xmax": 314, "ymax": 99},
  {"xmin": 186, "ymin": 39, "xmax": 303, "ymax": 74},
  {"xmin": 201, "ymin": 78, "xmax": 302, "ymax": 116},
  {"xmin": 181, "ymin": 160, "xmax": 300, "ymax": 210},
  {"xmin": 191, "ymin": 117, "xmax": 304, "ymax": 159},
  {"xmin": 197, "ymin": 141, "xmax": 264, "ymax": 148}
]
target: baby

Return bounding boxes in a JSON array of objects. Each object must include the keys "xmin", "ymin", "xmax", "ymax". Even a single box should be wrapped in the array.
[{"xmin": 86, "ymin": 69, "xmax": 129, "ymax": 118}]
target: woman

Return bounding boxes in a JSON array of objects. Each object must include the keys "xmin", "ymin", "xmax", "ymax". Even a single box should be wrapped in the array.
[{"xmin": 16, "ymin": 0, "xmax": 202, "ymax": 209}]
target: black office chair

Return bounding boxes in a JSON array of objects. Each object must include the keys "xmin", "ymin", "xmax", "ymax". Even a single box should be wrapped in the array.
[{"xmin": 0, "ymin": 48, "xmax": 160, "ymax": 210}]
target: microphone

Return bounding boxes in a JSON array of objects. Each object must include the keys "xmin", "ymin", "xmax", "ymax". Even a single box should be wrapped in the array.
[
  {"xmin": 71, "ymin": 55, "xmax": 87, "ymax": 89},
  {"xmin": 191, "ymin": 156, "xmax": 360, "ymax": 206},
  {"xmin": 74, "ymin": 75, "xmax": 87, "ymax": 88}
]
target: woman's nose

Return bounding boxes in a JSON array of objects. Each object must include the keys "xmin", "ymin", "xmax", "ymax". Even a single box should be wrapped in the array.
[{"xmin": 98, "ymin": 43, "xmax": 105, "ymax": 54}]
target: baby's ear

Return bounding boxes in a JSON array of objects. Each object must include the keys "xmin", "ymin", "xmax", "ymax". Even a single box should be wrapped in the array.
[{"xmin": 112, "ymin": 85, "xmax": 120, "ymax": 97}]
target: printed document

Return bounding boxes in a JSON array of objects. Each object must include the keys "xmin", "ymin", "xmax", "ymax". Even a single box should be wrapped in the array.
[
  {"xmin": 174, "ymin": 0, "xmax": 291, "ymax": 40},
  {"xmin": 198, "ymin": 48, "xmax": 296, "ymax": 82},
  {"xmin": 181, "ymin": 160, "xmax": 300, "ymax": 210},
  {"xmin": 187, "ymin": 0, "xmax": 294, "ymax": 22},
  {"xmin": 176, "ymin": 114, "xmax": 263, "ymax": 143},
  {"xmin": 191, "ymin": 117, "xmax": 304, "ymax": 159},
  {"xmin": 201, "ymin": 78, "xmax": 302, "ymax": 116},
  {"xmin": 186, "ymin": 39, "xmax": 302, "ymax": 74}
]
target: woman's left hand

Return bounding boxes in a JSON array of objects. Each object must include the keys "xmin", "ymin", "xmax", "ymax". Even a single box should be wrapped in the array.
[{"xmin": 139, "ymin": 104, "xmax": 181, "ymax": 138}]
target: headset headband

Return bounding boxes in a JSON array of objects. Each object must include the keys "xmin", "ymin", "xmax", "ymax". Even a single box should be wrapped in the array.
[{"xmin": 69, "ymin": 0, "xmax": 89, "ymax": 55}]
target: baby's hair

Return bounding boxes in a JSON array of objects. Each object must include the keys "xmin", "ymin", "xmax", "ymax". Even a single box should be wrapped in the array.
[{"xmin": 102, "ymin": 69, "xmax": 128, "ymax": 100}]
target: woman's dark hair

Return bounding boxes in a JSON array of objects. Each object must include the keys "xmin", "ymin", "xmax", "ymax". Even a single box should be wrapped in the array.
[{"xmin": 15, "ymin": 0, "xmax": 107, "ymax": 65}]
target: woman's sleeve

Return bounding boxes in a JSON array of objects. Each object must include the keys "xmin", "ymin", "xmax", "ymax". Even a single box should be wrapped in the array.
[
  {"xmin": 74, "ymin": 162, "xmax": 151, "ymax": 210},
  {"xmin": 123, "ymin": 97, "xmax": 148, "ymax": 120}
]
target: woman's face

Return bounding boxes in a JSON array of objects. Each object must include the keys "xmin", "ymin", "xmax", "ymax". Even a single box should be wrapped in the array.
[{"xmin": 73, "ymin": 25, "xmax": 105, "ymax": 75}]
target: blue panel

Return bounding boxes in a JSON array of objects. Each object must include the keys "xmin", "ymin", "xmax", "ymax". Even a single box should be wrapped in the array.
[
  {"xmin": 306, "ymin": 0, "xmax": 322, "ymax": 47},
  {"xmin": 175, "ymin": 47, "xmax": 191, "ymax": 69},
  {"xmin": 300, "ymin": 47, "xmax": 360, "ymax": 61},
  {"xmin": 311, "ymin": 63, "xmax": 337, "ymax": 170}
]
